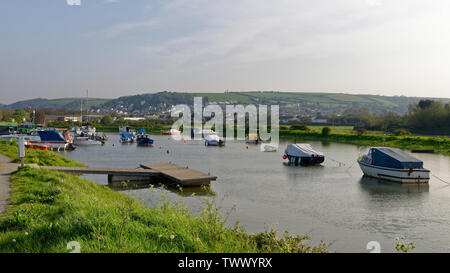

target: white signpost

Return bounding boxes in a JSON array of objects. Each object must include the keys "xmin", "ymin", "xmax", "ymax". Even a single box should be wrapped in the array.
[{"xmin": 18, "ymin": 136, "xmax": 25, "ymax": 167}]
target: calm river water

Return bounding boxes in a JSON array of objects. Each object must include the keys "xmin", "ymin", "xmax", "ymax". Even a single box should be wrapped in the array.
[{"xmin": 60, "ymin": 134, "xmax": 450, "ymax": 252}]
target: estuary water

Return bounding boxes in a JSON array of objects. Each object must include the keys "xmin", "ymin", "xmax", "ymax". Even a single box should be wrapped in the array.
[{"xmin": 60, "ymin": 134, "xmax": 450, "ymax": 252}]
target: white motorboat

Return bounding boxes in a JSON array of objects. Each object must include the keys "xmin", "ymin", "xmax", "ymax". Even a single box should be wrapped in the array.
[
  {"xmin": 73, "ymin": 136, "xmax": 104, "ymax": 146},
  {"xmin": 163, "ymin": 129, "xmax": 181, "ymax": 136},
  {"xmin": 119, "ymin": 126, "xmax": 137, "ymax": 136},
  {"xmin": 283, "ymin": 144, "xmax": 325, "ymax": 165},
  {"xmin": 262, "ymin": 144, "xmax": 277, "ymax": 152},
  {"xmin": 358, "ymin": 147, "xmax": 430, "ymax": 184},
  {"xmin": 205, "ymin": 133, "xmax": 224, "ymax": 146},
  {"xmin": 70, "ymin": 126, "xmax": 96, "ymax": 137}
]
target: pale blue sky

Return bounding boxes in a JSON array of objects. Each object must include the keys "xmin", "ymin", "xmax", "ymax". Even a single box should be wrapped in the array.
[{"xmin": 1, "ymin": 0, "xmax": 450, "ymax": 103}]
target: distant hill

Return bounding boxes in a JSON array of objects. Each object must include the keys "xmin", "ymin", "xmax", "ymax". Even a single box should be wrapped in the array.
[
  {"xmin": 1, "ymin": 98, "xmax": 111, "ymax": 110},
  {"xmin": 100, "ymin": 92, "xmax": 195, "ymax": 112},
  {"xmin": 98, "ymin": 91, "xmax": 449, "ymax": 115},
  {"xmin": 3, "ymin": 92, "xmax": 449, "ymax": 116}
]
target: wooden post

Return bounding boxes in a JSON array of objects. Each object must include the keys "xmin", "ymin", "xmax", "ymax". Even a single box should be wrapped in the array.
[{"xmin": 18, "ymin": 136, "xmax": 25, "ymax": 167}]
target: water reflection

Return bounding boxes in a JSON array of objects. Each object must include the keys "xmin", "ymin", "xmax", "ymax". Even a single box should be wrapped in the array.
[
  {"xmin": 108, "ymin": 180, "xmax": 216, "ymax": 197},
  {"xmin": 321, "ymin": 140, "xmax": 331, "ymax": 147},
  {"xmin": 359, "ymin": 176, "xmax": 430, "ymax": 194},
  {"xmin": 62, "ymin": 133, "xmax": 450, "ymax": 252}
]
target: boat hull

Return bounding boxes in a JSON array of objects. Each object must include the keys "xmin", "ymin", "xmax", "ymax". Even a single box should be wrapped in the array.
[
  {"xmin": 137, "ymin": 143, "xmax": 153, "ymax": 147},
  {"xmin": 137, "ymin": 134, "xmax": 154, "ymax": 146},
  {"xmin": 205, "ymin": 140, "xmax": 218, "ymax": 146},
  {"xmin": 2, "ymin": 133, "xmax": 71, "ymax": 151},
  {"xmin": 262, "ymin": 144, "xmax": 277, "ymax": 152},
  {"xmin": 32, "ymin": 142, "xmax": 68, "ymax": 150},
  {"xmin": 358, "ymin": 160, "xmax": 430, "ymax": 184},
  {"xmin": 163, "ymin": 130, "xmax": 181, "ymax": 136},
  {"xmin": 137, "ymin": 140, "xmax": 154, "ymax": 146},
  {"xmin": 205, "ymin": 140, "xmax": 225, "ymax": 146},
  {"xmin": 73, "ymin": 137, "xmax": 104, "ymax": 146},
  {"xmin": 287, "ymin": 155, "xmax": 325, "ymax": 166}
]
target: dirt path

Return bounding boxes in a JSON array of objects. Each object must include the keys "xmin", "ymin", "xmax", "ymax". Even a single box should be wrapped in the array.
[{"xmin": 0, "ymin": 154, "xmax": 18, "ymax": 215}]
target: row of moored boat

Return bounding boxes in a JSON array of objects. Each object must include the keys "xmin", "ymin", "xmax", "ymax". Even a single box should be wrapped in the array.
[{"xmin": 283, "ymin": 143, "xmax": 430, "ymax": 183}]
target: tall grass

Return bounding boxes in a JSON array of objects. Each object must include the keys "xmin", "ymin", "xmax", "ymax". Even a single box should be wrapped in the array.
[{"xmin": 0, "ymin": 166, "xmax": 328, "ymax": 253}]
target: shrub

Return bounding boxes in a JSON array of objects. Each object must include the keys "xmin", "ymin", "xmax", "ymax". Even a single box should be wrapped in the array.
[
  {"xmin": 394, "ymin": 129, "xmax": 412, "ymax": 136},
  {"xmin": 356, "ymin": 128, "xmax": 368, "ymax": 135},
  {"xmin": 291, "ymin": 124, "xmax": 310, "ymax": 131},
  {"xmin": 321, "ymin": 127, "xmax": 331, "ymax": 136}
]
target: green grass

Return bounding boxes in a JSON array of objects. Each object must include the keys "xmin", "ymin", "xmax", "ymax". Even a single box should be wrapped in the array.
[
  {"xmin": 280, "ymin": 130, "xmax": 450, "ymax": 156},
  {"xmin": 307, "ymin": 126, "xmax": 355, "ymax": 134},
  {"xmin": 0, "ymin": 140, "xmax": 327, "ymax": 253},
  {"xmin": 0, "ymin": 140, "xmax": 84, "ymax": 167},
  {"xmin": 0, "ymin": 167, "xmax": 328, "ymax": 253}
]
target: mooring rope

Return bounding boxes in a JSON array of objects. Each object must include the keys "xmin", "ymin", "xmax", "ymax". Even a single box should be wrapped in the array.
[
  {"xmin": 346, "ymin": 160, "xmax": 358, "ymax": 171},
  {"xmin": 431, "ymin": 173, "xmax": 450, "ymax": 186},
  {"xmin": 327, "ymin": 156, "xmax": 347, "ymax": 167}
]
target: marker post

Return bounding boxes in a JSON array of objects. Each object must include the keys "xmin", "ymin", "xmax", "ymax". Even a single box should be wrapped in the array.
[{"xmin": 18, "ymin": 136, "xmax": 25, "ymax": 167}]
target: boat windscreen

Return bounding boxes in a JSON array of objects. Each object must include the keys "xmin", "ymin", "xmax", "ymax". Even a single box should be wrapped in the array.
[{"xmin": 37, "ymin": 130, "xmax": 65, "ymax": 142}]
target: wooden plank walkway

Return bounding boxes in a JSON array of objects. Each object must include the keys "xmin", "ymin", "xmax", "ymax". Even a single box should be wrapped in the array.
[
  {"xmin": 39, "ymin": 163, "xmax": 217, "ymax": 187},
  {"xmin": 140, "ymin": 162, "xmax": 217, "ymax": 186},
  {"xmin": 40, "ymin": 166, "xmax": 160, "ymax": 176}
]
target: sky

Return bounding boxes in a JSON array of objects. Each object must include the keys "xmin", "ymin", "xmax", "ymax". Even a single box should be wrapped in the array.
[{"xmin": 1, "ymin": 0, "xmax": 450, "ymax": 103}]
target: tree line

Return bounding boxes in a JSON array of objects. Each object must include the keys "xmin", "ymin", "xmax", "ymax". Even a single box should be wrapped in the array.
[
  {"xmin": 321, "ymin": 100, "xmax": 450, "ymax": 133},
  {"xmin": 1, "ymin": 99, "xmax": 449, "ymax": 134}
]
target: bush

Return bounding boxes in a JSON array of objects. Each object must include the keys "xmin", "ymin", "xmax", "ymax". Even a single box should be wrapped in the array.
[
  {"xmin": 321, "ymin": 127, "xmax": 331, "ymax": 136},
  {"xmin": 291, "ymin": 124, "xmax": 310, "ymax": 131},
  {"xmin": 356, "ymin": 128, "xmax": 368, "ymax": 135},
  {"xmin": 394, "ymin": 129, "xmax": 412, "ymax": 136},
  {"xmin": 100, "ymin": 115, "xmax": 114, "ymax": 126}
]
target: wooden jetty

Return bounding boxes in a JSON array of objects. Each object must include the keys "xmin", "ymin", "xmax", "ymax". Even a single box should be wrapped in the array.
[
  {"xmin": 39, "ymin": 162, "xmax": 216, "ymax": 187},
  {"xmin": 140, "ymin": 162, "xmax": 217, "ymax": 186}
]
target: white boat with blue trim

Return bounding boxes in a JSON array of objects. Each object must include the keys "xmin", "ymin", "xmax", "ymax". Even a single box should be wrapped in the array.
[{"xmin": 358, "ymin": 147, "xmax": 430, "ymax": 184}]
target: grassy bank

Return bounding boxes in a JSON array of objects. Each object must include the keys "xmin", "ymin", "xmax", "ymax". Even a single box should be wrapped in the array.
[
  {"xmin": 280, "ymin": 130, "xmax": 450, "ymax": 156},
  {"xmin": 0, "ymin": 140, "xmax": 84, "ymax": 167},
  {"xmin": 0, "ymin": 142, "xmax": 327, "ymax": 253}
]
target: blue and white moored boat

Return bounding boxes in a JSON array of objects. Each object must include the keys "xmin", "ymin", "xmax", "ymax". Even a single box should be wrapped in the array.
[
  {"xmin": 136, "ymin": 129, "xmax": 154, "ymax": 147},
  {"xmin": 120, "ymin": 132, "xmax": 135, "ymax": 143},
  {"xmin": 358, "ymin": 147, "xmax": 430, "ymax": 184},
  {"xmin": 1, "ymin": 129, "xmax": 71, "ymax": 150}
]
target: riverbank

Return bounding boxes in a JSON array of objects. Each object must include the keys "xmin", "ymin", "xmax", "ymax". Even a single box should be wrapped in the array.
[
  {"xmin": 280, "ymin": 130, "xmax": 450, "ymax": 156},
  {"xmin": 47, "ymin": 124, "xmax": 450, "ymax": 155},
  {"xmin": 0, "ymin": 155, "xmax": 16, "ymax": 215},
  {"xmin": 0, "ymin": 141, "xmax": 327, "ymax": 253},
  {"xmin": 0, "ymin": 140, "xmax": 84, "ymax": 167}
]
